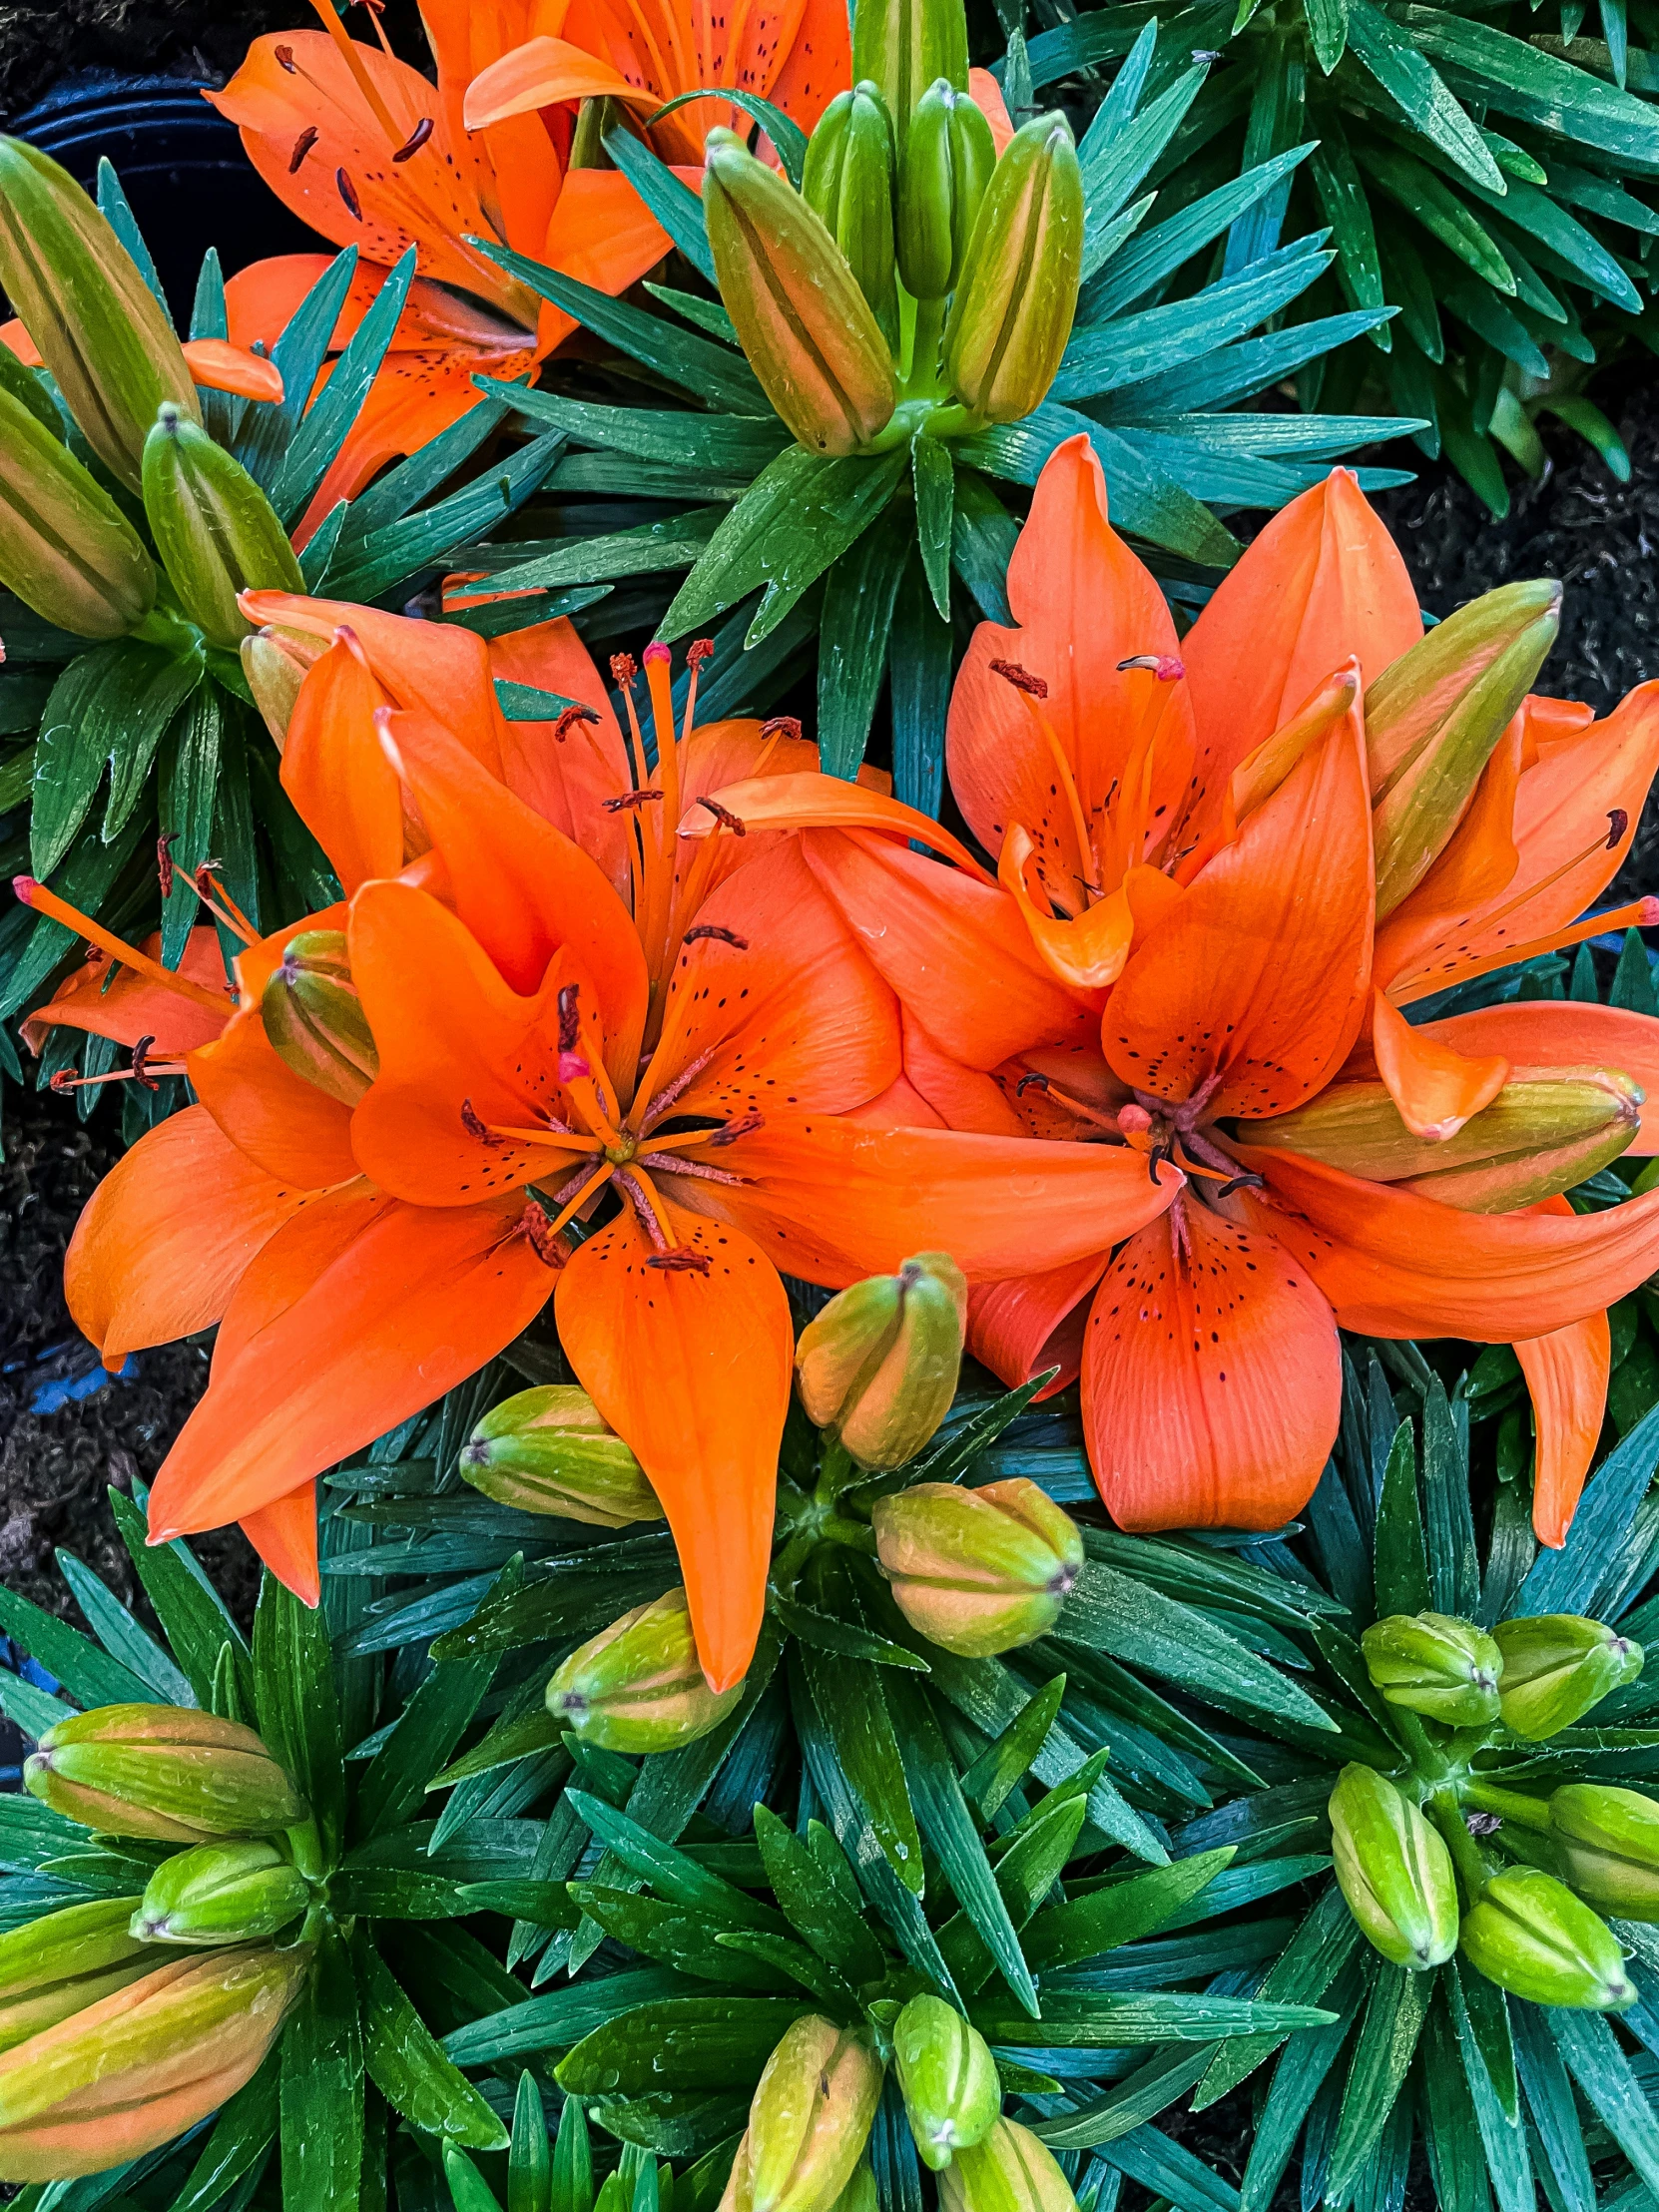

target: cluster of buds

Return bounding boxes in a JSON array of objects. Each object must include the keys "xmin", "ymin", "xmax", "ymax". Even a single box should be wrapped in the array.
[
  {"xmin": 1329, "ymin": 1606, "xmax": 1650, "ymax": 2010},
  {"xmin": 0, "ymin": 136, "xmax": 298, "ymax": 654},
  {"xmin": 702, "ymin": 0, "xmax": 1081, "ymax": 456}
]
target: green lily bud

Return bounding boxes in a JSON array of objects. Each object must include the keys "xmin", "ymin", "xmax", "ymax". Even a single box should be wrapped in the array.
[
  {"xmin": 745, "ymin": 2014, "xmax": 884, "ymax": 2212},
  {"xmin": 0, "ymin": 136, "xmax": 199, "ymax": 493},
  {"xmin": 0, "ymin": 1944, "xmax": 307, "ymax": 2183},
  {"xmin": 703, "ymin": 127, "xmax": 896, "ymax": 457},
  {"xmin": 131, "ymin": 1840, "xmax": 310, "ymax": 1946},
  {"xmin": 943, "ymin": 114, "xmax": 1082, "ymax": 425},
  {"xmin": 1458, "ymin": 1867, "xmax": 1635, "ymax": 2009},
  {"xmin": 892, "ymin": 1993, "xmax": 1000, "ymax": 2170},
  {"xmin": 24, "ymin": 1705, "xmax": 309, "ymax": 1844},
  {"xmin": 1328, "ymin": 1766, "xmax": 1459, "ymax": 1970},
  {"xmin": 462, "ymin": 1385, "xmax": 665, "ymax": 1526},
  {"xmin": 897, "ymin": 81, "xmax": 997, "ymax": 302},
  {"xmin": 1493, "ymin": 1615, "xmax": 1643, "ymax": 1740},
  {"xmin": 546, "ymin": 1588, "xmax": 744, "ymax": 1752},
  {"xmin": 851, "ymin": 0, "xmax": 968, "ymax": 139},
  {"xmin": 1359, "ymin": 1612, "xmax": 1503, "ymax": 1726},
  {"xmin": 0, "ymin": 382, "xmax": 156, "ymax": 639},
  {"xmin": 1550, "ymin": 1785, "xmax": 1659, "ymax": 1922},
  {"xmin": 803, "ymin": 85, "xmax": 899, "ymax": 334},
  {"xmin": 796, "ymin": 1252, "xmax": 967, "ymax": 1470},
  {"xmin": 872, "ymin": 1478, "xmax": 1082, "ymax": 1657},
  {"xmin": 0, "ymin": 1899, "xmax": 160, "ymax": 2055},
  {"xmin": 240, "ymin": 627, "xmax": 316, "ymax": 750},
  {"xmin": 260, "ymin": 929, "xmax": 379, "ymax": 1109},
  {"xmin": 142, "ymin": 404, "xmax": 302, "ymax": 649},
  {"xmin": 1367, "ymin": 579, "xmax": 1561, "ymax": 919},
  {"xmin": 937, "ymin": 2118, "xmax": 1080, "ymax": 2212}
]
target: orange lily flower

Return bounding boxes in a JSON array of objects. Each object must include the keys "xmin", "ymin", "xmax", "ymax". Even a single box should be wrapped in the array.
[
  {"xmin": 23, "ymin": 595, "xmax": 1176, "ymax": 1689},
  {"xmin": 693, "ymin": 435, "xmax": 1659, "ymax": 1543}
]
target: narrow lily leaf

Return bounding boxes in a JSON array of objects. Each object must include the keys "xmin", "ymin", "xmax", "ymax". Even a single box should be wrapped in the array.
[
  {"xmin": 279, "ymin": 1933, "xmax": 363, "ymax": 2212},
  {"xmin": 799, "ymin": 1646, "xmax": 923, "ymax": 1896},
  {"xmin": 0, "ymin": 1581, "xmax": 154, "ymax": 1709},
  {"xmin": 163, "ymin": 2048, "xmax": 279, "ymax": 2212},
  {"xmin": 1512, "ymin": 2002, "xmax": 1595, "ymax": 2212},
  {"xmin": 1321, "ymin": 1962, "xmax": 1432, "ymax": 2200},
  {"xmin": 1236, "ymin": 1964, "xmax": 1365, "ymax": 2212},
  {"xmin": 1025, "ymin": 1849, "xmax": 1236, "ymax": 1972},
  {"xmin": 271, "ymin": 247, "xmax": 416, "ymax": 526},
  {"xmin": 911, "ymin": 433, "xmax": 953, "ymax": 622},
  {"xmin": 961, "ymin": 1677, "xmax": 1068, "ymax": 1826},
  {"xmin": 52, "ymin": 1550, "xmax": 193, "ymax": 1704},
  {"xmin": 1345, "ymin": 0, "xmax": 1503, "ymax": 189},
  {"xmin": 648, "ymin": 89, "xmax": 808, "ymax": 186},
  {"xmin": 751, "ymin": 1804, "xmax": 890, "ymax": 1984},
  {"xmin": 818, "ymin": 500, "xmax": 909, "ymax": 781},
  {"xmin": 601, "ymin": 118, "xmax": 715, "ymax": 280},
  {"xmin": 1373, "ymin": 1418, "xmax": 1431, "ymax": 1617},
  {"xmin": 566, "ymin": 1789, "xmax": 789, "ymax": 1935},
  {"xmin": 1514, "ymin": 1398, "xmax": 1659, "ymax": 1616},
  {"xmin": 254, "ymin": 1575, "xmax": 346, "ymax": 1865},
  {"xmin": 358, "ymin": 1936, "xmax": 508, "ymax": 2150}
]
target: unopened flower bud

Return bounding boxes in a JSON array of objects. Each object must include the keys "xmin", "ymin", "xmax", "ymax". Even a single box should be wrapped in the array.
[
  {"xmin": 0, "ymin": 382, "xmax": 156, "ymax": 639},
  {"xmin": 1360, "ymin": 1612, "xmax": 1502, "ymax": 1726},
  {"xmin": 0, "ymin": 1944, "xmax": 307, "ymax": 2182},
  {"xmin": 897, "ymin": 81, "xmax": 996, "ymax": 302},
  {"xmin": 546, "ymin": 1588, "xmax": 744, "ymax": 1752},
  {"xmin": 704, "ymin": 127, "xmax": 896, "ymax": 457},
  {"xmin": 1458, "ymin": 1867, "xmax": 1635, "ymax": 2009},
  {"xmin": 872, "ymin": 1478, "xmax": 1082, "ymax": 1656},
  {"xmin": 0, "ymin": 1899, "xmax": 159, "ymax": 2055},
  {"xmin": 132, "ymin": 1840, "xmax": 309, "ymax": 1947},
  {"xmin": 0, "ymin": 135, "xmax": 199, "ymax": 493},
  {"xmin": 851, "ymin": 0, "xmax": 968, "ymax": 138},
  {"xmin": 260, "ymin": 929, "xmax": 379, "ymax": 1109},
  {"xmin": 803, "ymin": 85, "xmax": 899, "ymax": 335},
  {"xmin": 937, "ymin": 2118, "xmax": 1080, "ymax": 2212},
  {"xmin": 1493, "ymin": 1615, "xmax": 1643, "ymax": 1741},
  {"xmin": 142, "ymin": 404, "xmax": 302, "ymax": 648},
  {"xmin": 24, "ymin": 1705, "xmax": 309, "ymax": 1844},
  {"xmin": 797, "ymin": 1253, "xmax": 967, "ymax": 1470},
  {"xmin": 1550, "ymin": 1785, "xmax": 1659, "ymax": 1922},
  {"xmin": 1367, "ymin": 579, "xmax": 1561, "ymax": 918},
  {"xmin": 1328, "ymin": 1766, "xmax": 1458, "ymax": 1970},
  {"xmin": 744, "ymin": 2014, "xmax": 884, "ymax": 2212},
  {"xmin": 892, "ymin": 1993, "xmax": 999, "ymax": 2170},
  {"xmin": 461, "ymin": 1385, "xmax": 664, "ymax": 1526},
  {"xmin": 241, "ymin": 626, "xmax": 319, "ymax": 751},
  {"xmin": 943, "ymin": 115, "xmax": 1082, "ymax": 425}
]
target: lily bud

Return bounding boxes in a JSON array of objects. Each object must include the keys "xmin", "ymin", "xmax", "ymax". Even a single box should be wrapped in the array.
[
  {"xmin": 937, "ymin": 2119, "xmax": 1080, "ymax": 2212},
  {"xmin": 803, "ymin": 85, "xmax": 899, "ymax": 333},
  {"xmin": 24, "ymin": 1705, "xmax": 309, "ymax": 1844},
  {"xmin": 1458, "ymin": 1868, "xmax": 1635, "ymax": 2009},
  {"xmin": 1492, "ymin": 1615, "xmax": 1643, "ymax": 1741},
  {"xmin": 746, "ymin": 2014, "xmax": 884, "ymax": 2212},
  {"xmin": 0, "ymin": 1900, "xmax": 159, "ymax": 2055},
  {"xmin": 896, "ymin": 82, "xmax": 996, "ymax": 303},
  {"xmin": 1550, "ymin": 1785, "xmax": 1659, "ymax": 1922},
  {"xmin": 1328, "ymin": 1766, "xmax": 1458, "ymax": 1970},
  {"xmin": 1359, "ymin": 1612, "xmax": 1503, "ymax": 1726},
  {"xmin": 796, "ymin": 1252, "xmax": 967, "ymax": 1470},
  {"xmin": 132, "ymin": 1840, "xmax": 309, "ymax": 1946},
  {"xmin": 1366, "ymin": 580, "xmax": 1561, "ymax": 918},
  {"xmin": 851, "ymin": 0, "xmax": 968, "ymax": 140},
  {"xmin": 0, "ymin": 135, "xmax": 199, "ymax": 493},
  {"xmin": 546, "ymin": 1588, "xmax": 744, "ymax": 1752},
  {"xmin": 943, "ymin": 115, "xmax": 1082, "ymax": 425},
  {"xmin": 240, "ymin": 627, "xmax": 316, "ymax": 750},
  {"xmin": 461, "ymin": 1385, "xmax": 665, "ymax": 1525},
  {"xmin": 142, "ymin": 404, "xmax": 302, "ymax": 649},
  {"xmin": 704, "ymin": 127, "xmax": 896, "ymax": 457},
  {"xmin": 260, "ymin": 929, "xmax": 379, "ymax": 1109},
  {"xmin": 0, "ymin": 1945, "xmax": 307, "ymax": 2182},
  {"xmin": 892, "ymin": 1993, "xmax": 1000, "ymax": 2170},
  {"xmin": 0, "ymin": 383, "xmax": 156, "ymax": 639},
  {"xmin": 872, "ymin": 1478, "xmax": 1082, "ymax": 1657}
]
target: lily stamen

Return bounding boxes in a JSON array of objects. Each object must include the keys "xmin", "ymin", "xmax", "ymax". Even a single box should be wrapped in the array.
[{"xmin": 12, "ymin": 877, "xmax": 229, "ymax": 1016}]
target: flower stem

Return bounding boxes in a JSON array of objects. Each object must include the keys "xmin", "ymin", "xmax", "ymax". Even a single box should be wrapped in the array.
[
  {"xmin": 1461, "ymin": 1779, "xmax": 1554, "ymax": 1834},
  {"xmin": 1428, "ymin": 1789, "xmax": 1492, "ymax": 1905}
]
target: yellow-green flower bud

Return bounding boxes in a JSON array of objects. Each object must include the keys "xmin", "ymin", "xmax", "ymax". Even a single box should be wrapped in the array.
[
  {"xmin": 1360, "ymin": 1612, "xmax": 1503, "ymax": 1726},
  {"xmin": 131, "ymin": 1840, "xmax": 309, "ymax": 1947},
  {"xmin": 943, "ymin": 115, "xmax": 1082, "ymax": 426},
  {"xmin": 24, "ymin": 1705, "xmax": 309, "ymax": 1844},
  {"xmin": 260, "ymin": 929, "xmax": 379, "ymax": 1109},
  {"xmin": 1459, "ymin": 1868, "xmax": 1635, "ymax": 2009},
  {"xmin": 1550, "ymin": 1785, "xmax": 1659, "ymax": 1922},
  {"xmin": 851, "ymin": 0, "xmax": 968, "ymax": 139},
  {"xmin": 892, "ymin": 1993, "xmax": 1000, "ymax": 2170},
  {"xmin": 797, "ymin": 1253, "xmax": 967, "ymax": 1470},
  {"xmin": 1492, "ymin": 1615, "xmax": 1643, "ymax": 1741},
  {"xmin": 872, "ymin": 1478, "xmax": 1082, "ymax": 1657},
  {"xmin": 0, "ymin": 1944, "xmax": 307, "ymax": 2183},
  {"xmin": 546, "ymin": 1588, "xmax": 744, "ymax": 1752},
  {"xmin": 704, "ymin": 127, "xmax": 896, "ymax": 457},
  {"xmin": 462, "ymin": 1385, "xmax": 665, "ymax": 1525},
  {"xmin": 0, "ymin": 1899, "xmax": 160, "ymax": 2055},
  {"xmin": 897, "ymin": 81, "xmax": 996, "ymax": 303},
  {"xmin": 142, "ymin": 404, "xmax": 302, "ymax": 649},
  {"xmin": 240, "ymin": 626, "xmax": 317, "ymax": 750},
  {"xmin": 0, "ymin": 136, "xmax": 199, "ymax": 493},
  {"xmin": 1328, "ymin": 1766, "xmax": 1458, "ymax": 1970},
  {"xmin": 1367, "ymin": 579, "xmax": 1561, "ymax": 919},
  {"xmin": 0, "ymin": 381, "xmax": 156, "ymax": 640},
  {"xmin": 744, "ymin": 2014, "xmax": 884, "ymax": 2212},
  {"xmin": 937, "ymin": 2118, "xmax": 1080, "ymax": 2212},
  {"xmin": 803, "ymin": 85, "xmax": 899, "ymax": 334}
]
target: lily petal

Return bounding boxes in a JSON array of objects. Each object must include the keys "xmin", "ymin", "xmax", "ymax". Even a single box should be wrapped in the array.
[
  {"xmin": 1372, "ymin": 987, "xmax": 1508, "ymax": 1142},
  {"xmin": 280, "ymin": 632, "xmax": 405, "ymax": 893},
  {"xmin": 181, "ymin": 338, "xmax": 283, "ymax": 402},
  {"xmin": 968, "ymin": 1257, "xmax": 1107, "ymax": 1400},
  {"xmin": 239, "ymin": 1484, "xmax": 320, "ymax": 1607},
  {"xmin": 20, "ymin": 929, "xmax": 228, "ymax": 1059},
  {"xmin": 488, "ymin": 618, "xmax": 634, "ymax": 895},
  {"xmin": 683, "ymin": 771, "xmax": 989, "ymax": 879},
  {"xmin": 1517, "ymin": 1314, "xmax": 1611, "ymax": 1550},
  {"xmin": 463, "ymin": 37, "xmax": 659, "ymax": 128},
  {"xmin": 1408, "ymin": 1000, "xmax": 1659, "ymax": 1154}
]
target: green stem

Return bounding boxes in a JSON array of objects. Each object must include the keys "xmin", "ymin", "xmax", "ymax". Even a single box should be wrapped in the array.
[
  {"xmin": 285, "ymin": 1816, "xmax": 328, "ymax": 1884},
  {"xmin": 1461, "ymin": 1779, "xmax": 1554, "ymax": 1834},
  {"xmin": 770, "ymin": 1529, "xmax": 816, "ymax": 1593},
  {"xmin": 820, "ymin": 1515, "xmax": 879, "ymax": 1554},
  {"xmin": 906, "ymin": 294, "xmax": 947, "ymax": 396},
  {"xmin": 1390, "ymin": 1709, "xmax": 1445, "ymax": 1779},
  {"xmin": 1428, "ymin": 1789, "xmax": 1491, "ymax": 1906},
  {"xmin": 815, "ymin": 1438, "xmax": 854, "ymax": 1504}
]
